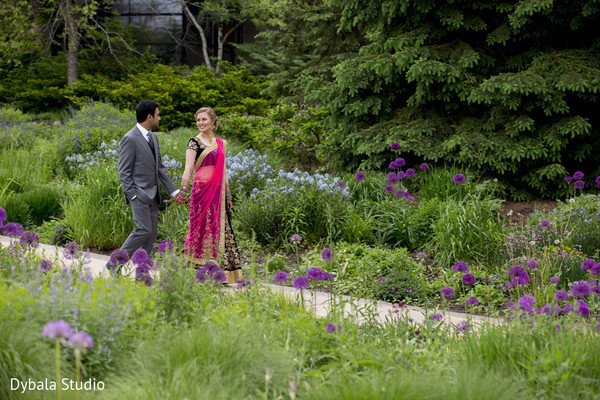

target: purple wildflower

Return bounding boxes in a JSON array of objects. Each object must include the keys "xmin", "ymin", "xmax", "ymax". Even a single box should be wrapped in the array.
[
  {"xmin": 63, "ymin": 241, "xmax": 80, "ymax": 260},
  {"xmin": 338, "ymin": 180, "xmax": 346, "ymax": 189},
  {"xmin": 573, "ymin": 171, "xmax": 584, "ymax": 180},
  {"xmin": 289, "ymin": 233, "xmax": 303, "ymax": 243},
  {"xmin": 581, "ymin": 259, "xmax": 596, "ymax": 271},
  {"xmin": 554, "ymin": 290, "xmax": 570, "ymax": 302},
  {"xmin": 132, "ymin": 249, "xmax": 149, "ymax": 265},
  {"xmin": 415, "ymin": 252, "xmax": 427, "ymax": 260},
  {"xmin": 397, "ymin": 171, "xmax": 406, "ymax": 179},
  {"xmin": 322, "ymin": 271, "xmax": 334, "ymax": 281},
  {"xmin": 0, "ymin": 207, "xmax": 6, "ymax": 226},
  {"xmin": 432, "ymin": 313, "xmax": 443, "ymax": 321},
  {"xmin": 462, "ymin": 274, "xmax": 477, "ymax": 286},
  {"xmin": 293, "ymin": 276, "xmax": 309, "ymax": 290},
  {"xmin": 407, "ymin": 196, "xmax": 414, "ymax": 202},
  {"xmin": 389, "ymin": 161, "xmax": 399, "ymax": 170},
  {"xmin": 455, "ymin": 320, "xmax": 471, "ymax": 333},
  {"xmin": 321, "ymin": 247, "xmax": 332, "ymax": 262},
  {"xmin": 273, "ymin": 270, "xmax": 289, "ymax": 283},
  {"xmin": 508, "ymin": 265, "xmax": 530, "ymax": 286},
  {"xmin": 453, "ymin": 174, "xmax": 466, "ymax": 185},
  {"xmin": 20, "ymin": 231, "xmax": 40, "ymax": 249},
  {"xmin": 42, "ymin": 320, "xmax": 72, "ymax": 340},
  {"xmin": 66, "ymin": 331, "xmax": 94, "ymax": 352},
  {"xmin": 158, "ymin": 239, "xmax": 173, "ymax": 254},
  {"xmin": 405, "ymin": 168, "xmax": 415, "ymax": 178},
  {"xmin": 440, "ymin": 286, "xmax": 455, "ymax": 300},
  {"xmin": 562, "ymin": 303, "xmax": 574, "ymax": 314},
  {"xmin": 465, "ymin": 296, "xmax": 480, "ymax": 306},
  {"xmin": 326, "ymin": 323, "xmax": 336, "ymax": 333},
  {"xmin": 390, "ymin": 142, "xmax": 401, "ymax": 150},
  {"xmin": 564, "ymin": 176, "xmax": 573, "ymax": 182},
  {"xmin": 451, "ymin": 261, "xmax": 469, "ymax": 273},
  {"xmin": 307, "ymin": 267, "xmax": 324, "ymax": 281},
  {"xmin": 2, "ymin": 222, "xmax": 24, "ymax": 237},
  {"xmin": 574, "ymin": 180, "xmax": 585, "ymax": 190},
  {"xmin": 385, "ymin": 185, "xmax": 395, "ymax": 194},
  {"xmin": 549, "ymin": 276, "xmax": 560, "ymax": 284},
  {"xmin": 394, "ymin": 190, "xmax": 404, "ymax": 197},
  {"xmin": 355, "ymin": 171, "xmax": 366, "ymax": 181},
  {"xmin": 518, "ymin": 295, "xmax": 536, "ymax": 307},
  {"xmin": 571, "ymin": 281, "xmax": 591, "ymax": 298},
  {"xmin": 387, "ymin": 172, "xmax": 398, "ymax": 184},
  {"xmin": 135, "ymin": 264, "xmax": 152, "ymax": 286},
  {"xmin": 592, "ymin": 286, "xmax": 600, "ymax": 296},
  {"xmin": 541, "ymin": 304, "xmax": 560, "ymax": 316},
  {"xmin": 539, "ymin": 220, "xmax": 550, "ymax": 228},
  {"xmin": 395, "ymin": 158, "xmax": 406, "ymax": 167},
  {"xmin": 591, "ymin": 264, "xmax": 600, "ymax": 276},
  {"xmin": 577, "ymin": 303, "xmax": 590, "ymax": 318},
  {"xmin": 597, "ymin": 176, "xmax": 600, "ymax": 188},
  {"xmin": 196, "ymin": 261, "xmax": 226, "ymax": 283},
  {"xmin": 39, "ymin": 260, "xmax": 52, "ymax": 272},
  {"xmin": 505, "ymin": 302, "xmax": 517, "ymax": 310},
  {"xmin": 109, "ymin": 248, "xmax": 129, "ymax": 266},
  {"xmin": 237, "ymin": 278, "xmax": 251, "ymax": 289},
  {"xmin": 420, "ymin": 163, "xmax": 429, "ymax": 170}
]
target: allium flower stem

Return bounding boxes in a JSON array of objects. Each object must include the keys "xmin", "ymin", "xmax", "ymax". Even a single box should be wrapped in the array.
[
  {"xmin": 55, "ymin": 340, "xmax": 62, "ymax": 400},
  {"xmin": 75, "ymin": 350, "xmax": 81, "ymax": 400}
]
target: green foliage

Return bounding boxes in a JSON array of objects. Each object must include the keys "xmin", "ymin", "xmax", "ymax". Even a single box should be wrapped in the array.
[
  {"xmin": 372, "ymin": 269, "xmax": 423, "ymax": 303},
  {"xmin": 11, "ymin": 185, "xmax": 64, "ymax": 226},
  {"xmin": 267, "ymin": 0, "xmax": 600, "ymax": 198},
  {"xmin": 62, "ymin": 162, "xmax": 134, "ymax": 250}
]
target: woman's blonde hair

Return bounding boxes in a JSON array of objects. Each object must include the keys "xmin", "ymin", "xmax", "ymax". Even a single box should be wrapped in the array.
[{"xmin": 195, "ymin": 107, "xmax": 218, "ymax": 130}]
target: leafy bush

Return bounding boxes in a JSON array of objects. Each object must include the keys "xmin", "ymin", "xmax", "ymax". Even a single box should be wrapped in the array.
[{"xmin": 18, "ymin": 184, "xmax": 64, "ymax": 225}]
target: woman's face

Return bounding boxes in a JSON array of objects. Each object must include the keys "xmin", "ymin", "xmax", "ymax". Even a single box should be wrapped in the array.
[{"xmin": 196, "ymin": 112, "xmax": 213, "ymax": 134}]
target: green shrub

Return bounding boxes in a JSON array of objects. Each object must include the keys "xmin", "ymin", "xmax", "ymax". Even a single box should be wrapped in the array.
[
  {"xmin": 18, "ymin": 184, "xmax": 63, "ymax": 225},
  {"xmin": 1, "ymin": 195, "xmax": 31, "ymax": 226}
]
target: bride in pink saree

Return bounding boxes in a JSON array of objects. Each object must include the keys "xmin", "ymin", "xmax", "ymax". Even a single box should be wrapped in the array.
[{"xmin": 180, "ymin": 107, "xmax": 242, "ymax": 283}]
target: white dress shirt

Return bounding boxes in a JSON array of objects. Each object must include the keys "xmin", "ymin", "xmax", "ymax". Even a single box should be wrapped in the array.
[{"xmin": 136, "ymin": 123, "xmax": 180, "ymax": 198}]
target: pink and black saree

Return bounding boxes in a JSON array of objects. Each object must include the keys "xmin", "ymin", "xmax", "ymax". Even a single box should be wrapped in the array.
[{"xmin": 184, "ymin": 137, "xmax": 242, "ymax": 283}]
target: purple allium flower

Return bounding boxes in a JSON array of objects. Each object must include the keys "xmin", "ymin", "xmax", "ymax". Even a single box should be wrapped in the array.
[
  {"xmin": 554, "ymin": 290, "xmax": 570, "ymax": 302},
  {"xmin": 571, "ymin": 281, "xmax": 591, "ymax": 298},
  {"xmin": 440, "ymin": 286, "xmax": 455, "ymax": 300},
  {"xmin": 573, "ymin": 171, "xmax": 584, "ymax": 180},
  {"xmin": 20, "ymin": 231, "xmax": 40, "ymax": 249},
  {"xmin": 562, "ymin": 303, "xmax": 574, "ymax": 314},
  {"xmin": 395, "ymin": 158, "xmax": 406, "ymax": 167},
  {"xmin": 385, "ymin": 185, "xmax": 395, "ymax": 194},
  {"xmin": 390, "ymin": 142, "xmax": 401, "ymax": 150},
  {"xmin": 196, "ymin": 261, "xmax": 226, "ymax": 283},
  {"xmin": 322, "ymin": 271, "xmax": 334, "ymax": 281},
  {"xmin": 455, "ymin": 320, "xmax": 471, "ymax": 333},
  {"xmin": 109, "ymin": 248, "xmax": 129, "ymax": 266},
  {"xmin": 394, "ymin": 190, "xmax": 403, "ymax": 197},
  {"xmin": 389, "ymin": 161, "xmax": 399, "ymax": 170},
  {"xmin": 273, "ymin": 270, "xmax": 289, "ymax": 283},
  {"xmin": 518, "ymin": 295, "xmax": 536, "ymax": 307},
  {"xmin": 387, "ymin": 172, "xmax": 398, "ymax": 184},
  {"xmin": 462, "ymin": 274, "xmax": 477, "ymax": 286},
  {"xmin": 597, "ymin": 176, "xmax": 600, "ymax": 188},
  {"xmin": 2, "ymin": 222, "xmax": 24, "ymax": 237},
  {"xmin": 321, "ymin": 247, "xmax": 332, "ymax": 262},
  {"xmin": 355, "ymin": 171, "xmax": 366, "ymax": 181},
  {"xmin": 453, "ymin": 174, "xmax": 466, "ymax": 185},
  {"xmin": 42, "ymin": 320, "xmax": 72, "ymax": 340},
  {"xmin": 466, "ymin": 296, "xmax": 480, "ymax": 305},
  {"xmin": 505, "ymin": 301, "xmax": 517, "ymax": 310},
  {"xmin": 396, "ymin": 171, "xmax": 406, "ymax": 180},
  {"xmin": 432, "ymin": 313, "xmax": 443, "ymax": 321},
  {"xmin": 595, "ymin": 324, "xmax": 600, "ymax": 332},
  {"xmin": 574, "ymin": 180, "xmax": 585, "ymax": 190},
  {"xmin": 451, "ymin": 261, "xmax": 469, "ymax": 273},
  {"xmin": 539, "ymin": 220, "xmax": 550, "ymax": 228},
  {"xmin": 405, "ymin": 168, "xmax": 415, "ymax": 178},
  {"xmin": 0, "ymin": 207, "xmax": 6, "ymax": 226},
  {"xmin": 577, "ymin": 304, "xmax": 590, "ymax": 318},
  {"xmin": 564, "ymin": 176, "xmax": 573, "ymax": 182},
  {"xmin": 307, "ymin": 267, "xmax": 324, "ymax": 281},
  {"xmin": 407, "ymin": 196, "xmax": 414, "ymax": 202},
  {"xmin": 541, "ymin": 304, "xmax": 560, "ymax": 316},
  {"xmin": 549, "ymin": 276, "xmax": 560, "ymax": 284},
  {"xmin": 39, "ymin": 259, "xmax": 52, "ymax": 272},
  {"xmin": 132, "ymin": 249, "xmax": 148, "ymax": 265},
  {"xmin": 237, "ymin": 278, "xmax": 251, "ymax": 289},
  {"xmin": 67, "ymin": 331, "xmax": 94, "ymax": 351},
  {"xmin": 526, "ymin": 260, "xmax": 539, "ymax": 269},
  {"xmin": 135, "ymin": 263, "xmax": 152, "ymax": 286},
  {"xmin": 592, "ymin": 286, "xmax": 600, "ymax": 296},
  {"xmin": 420, "ymin": 163, "xmax": 429, "ymax": 170},
  {"xmin": 289, "ymin": 234, "xmax": 303, "ymax": 244},
  {"xmin": 338, "ymin": 180, "xmax": 346, "ymax": 189},
  {"xmin": 581, "ymin": 259, "xmax": 596, "ymax": 271},
  {"xmin": 508, "ymin": 265, "xmax": 530, "ymax": 286},
  {"xmin": 326, "ymin": 323, "xmax": 336, "ymax": 333},
  {"xmin": 158, "ymin": 239, "xmax": 173, "ymax": 254},
  {"xmin": 63, "ymin": 241, "xmax": 80, "ymax": 260},
  {"xmin": 591, "ymin": 264, "xmax": 600, "ymax": 276},
  {"xmin": 293, "ymin": 276, "xmax": 309, "ymax": 290}
]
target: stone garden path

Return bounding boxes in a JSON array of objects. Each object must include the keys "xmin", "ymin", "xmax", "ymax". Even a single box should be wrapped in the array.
[{"xmin": 1, "ymin": 235, "xmax": 500, "ymax": 329}]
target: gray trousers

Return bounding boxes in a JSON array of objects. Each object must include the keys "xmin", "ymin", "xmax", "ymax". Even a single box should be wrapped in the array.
[{"xmin": 121, "ymin": 196, "xmax": 160, "ymax": 258}]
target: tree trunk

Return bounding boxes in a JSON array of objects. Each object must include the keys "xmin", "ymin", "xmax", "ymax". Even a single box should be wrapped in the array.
[
  {"xmin": 180, "ymin": 0, "xmax": 212, "ymax": 70},
  {"xmin": 215, "ymin": 25, "xmax": 223, "ymax": 76},
  {"xmin": 65, "ymin": 0, "xmax": 78, "ymax": 86}
]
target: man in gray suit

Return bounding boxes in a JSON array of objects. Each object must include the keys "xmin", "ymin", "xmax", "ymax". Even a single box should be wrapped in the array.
[{"xmin": 107, "ymin": 100, "xmax": 186, "ymax": 275}]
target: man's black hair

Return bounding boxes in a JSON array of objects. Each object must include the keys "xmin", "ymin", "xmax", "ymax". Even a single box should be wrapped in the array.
[{"xmin": 135, "ymin": 100, "xmax": 160, "ymax": 123}]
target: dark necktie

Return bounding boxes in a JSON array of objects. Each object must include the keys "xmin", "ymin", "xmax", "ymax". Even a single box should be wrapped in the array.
[{"xmin": 147, "ymin": 133, "xmax": 156, "ymax": 157}]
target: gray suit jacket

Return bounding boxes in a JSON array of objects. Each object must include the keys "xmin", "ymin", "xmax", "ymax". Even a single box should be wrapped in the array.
[{"xmin": 118, "ymin": 125, "xmax": 178, "ymax": 204}]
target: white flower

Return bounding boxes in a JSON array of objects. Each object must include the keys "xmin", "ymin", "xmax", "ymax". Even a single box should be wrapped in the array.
[
  {"xmin": 493, "ymin": 178, "xmax": 498, "ymax": 182},
  {"xmin": 569, "ymin": 198, "xmax": 575, "ymax": 203},
  {"xmin": 506, "ymin": 210, "xmax": 513, "ymax": 216},
  {"xmin": 554, "ymin": 239, "xmax": 561, "ymax": 244}
]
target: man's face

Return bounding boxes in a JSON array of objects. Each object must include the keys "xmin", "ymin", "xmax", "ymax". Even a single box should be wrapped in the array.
[{"xmin": 148, "ymin": 107, "xmax": 160, "ymax": 130}]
